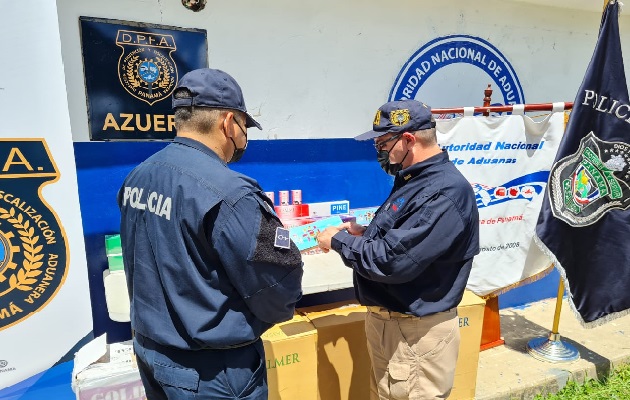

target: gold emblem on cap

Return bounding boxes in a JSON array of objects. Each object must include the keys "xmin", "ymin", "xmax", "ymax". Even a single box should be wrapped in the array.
[
  {"xmin": 373, "ymin": 110, "xmax": 381, "ymax": 126},
  {"xmin": 390, "ymin": 109, "xmax": 411, "ymax": 126}
]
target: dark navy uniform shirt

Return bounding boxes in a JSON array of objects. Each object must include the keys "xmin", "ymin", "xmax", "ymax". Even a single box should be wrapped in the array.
[
  {"xmin": 331, "ymin": 151, "xmax": 479, "ymax": 316},
  {"xmin": 117, "ymin": 137, "xmax": 303, "ymax": 350}
]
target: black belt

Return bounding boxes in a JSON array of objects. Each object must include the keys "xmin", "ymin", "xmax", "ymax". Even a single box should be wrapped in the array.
[
  {"xmin": 199, "ymin": 337, "xmax": 260, "ymax": 350},
  {"xmin": 135, "ymin": 331, "xmax": 260, "ymax": 352}
]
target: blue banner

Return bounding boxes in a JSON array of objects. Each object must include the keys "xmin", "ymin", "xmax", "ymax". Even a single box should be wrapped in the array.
[{"xmin": 535, "ymin": 0, "xmax": 630, "ymax": 326}]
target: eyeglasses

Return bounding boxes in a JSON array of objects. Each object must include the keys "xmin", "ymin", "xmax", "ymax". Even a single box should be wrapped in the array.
[
  {"xmin": 234, "ymin": 119, "xmax": 247, "ymax": 136},
  {"xmin": 373, "ymin": 133, "xmax": 403, "ymax": 151}
]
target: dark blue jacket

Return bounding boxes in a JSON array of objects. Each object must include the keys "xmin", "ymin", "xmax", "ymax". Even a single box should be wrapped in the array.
[
  {"xmin": 117, "ymin": 137, "xmax": 303, "ymax": 350},
  {"xmin": 331, "ymin": 151, "xmax": 479, "ymax": 316}
]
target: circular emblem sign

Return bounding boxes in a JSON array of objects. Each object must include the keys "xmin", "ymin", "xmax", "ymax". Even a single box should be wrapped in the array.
[{"xmin": 390, "ymin": 35, "xmax": 525, "ymax": 110}]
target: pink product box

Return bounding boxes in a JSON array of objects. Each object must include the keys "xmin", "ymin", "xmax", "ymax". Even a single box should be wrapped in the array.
[
  {"xmin": 78, "ymin": 378, "xmax": 145, "ymax": 400},
  {"xmin": 288, "ymin": 216, "xmax": 344, "ymax": 251},
  {"xmin": 274, "ymin": 204, "xmax": 310, "ymax": 219}
]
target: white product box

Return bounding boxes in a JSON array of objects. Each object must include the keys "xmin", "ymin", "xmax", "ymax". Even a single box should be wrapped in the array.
[{"xmin": 307, "ymin": 201, "xmax": 350, "ymax": 217}]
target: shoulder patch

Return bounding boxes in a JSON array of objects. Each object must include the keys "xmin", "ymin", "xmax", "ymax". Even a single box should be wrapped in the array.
[{"xmin": 274, "ymin": 227, "xmax": 291, "ymax": 249}]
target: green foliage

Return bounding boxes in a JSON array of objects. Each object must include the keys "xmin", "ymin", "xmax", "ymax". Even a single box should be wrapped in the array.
[{"xmin": 534, "ymin": 364, "xmax": 630, "ymax": 400}]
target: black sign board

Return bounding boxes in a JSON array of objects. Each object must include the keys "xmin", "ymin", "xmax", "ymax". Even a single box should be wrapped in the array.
[{"xmin": 79, "ymin": 17, "xmax": 208, "ymax": 141}]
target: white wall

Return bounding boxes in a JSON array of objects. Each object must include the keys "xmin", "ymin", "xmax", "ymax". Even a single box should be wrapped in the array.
[
  {"xmin": 0, "ymin": 0, "xmax": 92, "ymax": 388},
  {"xmin": 56, "ymin": 0, "xmax": 630, "ymax": 141}
]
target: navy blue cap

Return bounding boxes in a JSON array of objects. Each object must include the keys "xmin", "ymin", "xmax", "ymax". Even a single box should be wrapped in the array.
[
  {"xmin": 172, "ymin": 68, "xmax": 262, "ymax": 130},
  {"xmin": 355, "ymin": 100, "xmax": 435, "ymax": 141}
]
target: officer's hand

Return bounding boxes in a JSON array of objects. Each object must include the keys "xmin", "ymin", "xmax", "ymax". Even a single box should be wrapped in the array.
[
  {"xmin": 339, "ymin": 221, "xmax": 366, "ymax": 236},
  {"xmin": 316, "ymin": 226, "xmax": 342, "ymax": 252}
]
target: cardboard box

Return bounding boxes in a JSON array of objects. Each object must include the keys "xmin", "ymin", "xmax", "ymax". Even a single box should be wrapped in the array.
[
  {"xmin": 297, "ymin": 301, "xmax": 371, "ymax": 400},
  {"xmin": 262, "ymin": 314, "xmax": 318, "ymax": 400},
  {"xmin": 297, "ymin": 292, "xmax": 485, "ymax": 400},
  {"xmin": 448, "ymin": 290, "xmax": 486, "ymax": 400},
  {"xmin": 72, "ymin": 335, "xmax": 146, "ymax": 400}
]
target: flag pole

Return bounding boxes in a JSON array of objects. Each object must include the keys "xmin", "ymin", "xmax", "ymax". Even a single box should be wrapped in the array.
[{"xmin": 526, "ymin": 271, "xmax": 580, "ymax": 362}]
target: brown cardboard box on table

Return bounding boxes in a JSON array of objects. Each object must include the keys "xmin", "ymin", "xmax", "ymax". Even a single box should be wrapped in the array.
[
  {"xmin": 297, "ymin": 301, "xmax": 371, "ymax": 400},
  {"xmin": 448, "ymin": 290, "xmax": 487, "ymax": 400},
  {"xmin": 262, "ymin": 313, "xmax": 318, "ymax": 400},
  {"xmin": 296, "ymin": 290, "xmax": 486, "ymax": 400}
]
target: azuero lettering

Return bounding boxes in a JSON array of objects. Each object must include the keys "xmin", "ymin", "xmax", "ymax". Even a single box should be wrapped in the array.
[
  {"xmin": 102, "ymin": 113, "xmax": 175, "ymax": 133},
  {"xmin": 123, "ymin": 187, "xmax": 172, "ymax": 220}
]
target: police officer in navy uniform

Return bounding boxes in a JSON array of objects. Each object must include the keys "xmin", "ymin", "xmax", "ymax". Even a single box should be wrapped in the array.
[
  {"xmin": 118, "ymin": 68, "xmax": 303, "ymax": 400},
  {"xmin": 317, "ymin": 100, "xmax": 479, "ymax": 400}
]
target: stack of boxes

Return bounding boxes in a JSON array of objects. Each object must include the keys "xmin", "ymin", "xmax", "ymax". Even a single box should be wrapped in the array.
[
  {"xmin": 266, "ymin": 189, "xmax": 380, "ymax": 254},
  {"xmin": 263, "ymin": 291, "xmax": 486, "ymax": 400},
  {"xmin": 72, "ymin": 336, "xmax": 145, "ymax": 400}
]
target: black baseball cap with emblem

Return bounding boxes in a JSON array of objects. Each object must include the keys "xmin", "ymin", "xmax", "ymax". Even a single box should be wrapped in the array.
[
  {"xmin": 355, "ymin": 99, "xmax": 435, "ymax": 141},
  {"xmin": 172, "ymin": 68, "xmax": 262, "ymax": 130}
]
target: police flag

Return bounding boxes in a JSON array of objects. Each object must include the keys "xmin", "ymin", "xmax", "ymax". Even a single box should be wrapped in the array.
[{"xmin": 535, "ymin": 0, "xmax": 630, "ymax": 327}]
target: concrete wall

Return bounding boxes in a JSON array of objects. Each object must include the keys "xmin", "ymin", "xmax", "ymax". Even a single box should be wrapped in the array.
[{"xmin": 58, "ymin": 0, "xmax": 630, "ymax": 141}]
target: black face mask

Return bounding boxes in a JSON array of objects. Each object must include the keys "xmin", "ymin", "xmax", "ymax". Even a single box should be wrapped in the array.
[
  {"xmin": 376, "ymin": 135, "xmax": 409, "ymax": 176},
  {"xmin": 228, "ymin": 119, "xmax": 248, "ymax": 163},
  {"xmin": 377, "ymin": 150, "xmax": 402, "ymax": 176}
]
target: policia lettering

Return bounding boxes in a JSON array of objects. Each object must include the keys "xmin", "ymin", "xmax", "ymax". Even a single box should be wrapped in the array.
[
  {"xmin": 122, "ymin": 187, "xmax": 172, "ymax": 220},
  {"xmin": 0, "ymin": 140, "xmax": 68, "ymax": 331}
]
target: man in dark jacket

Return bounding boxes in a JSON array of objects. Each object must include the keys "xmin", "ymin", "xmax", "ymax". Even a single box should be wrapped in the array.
[
  {"xmin": 118, "ymin": 68, "xmax": 303, "ymax": 400},
  {"xmin": 317, "ymin": 100, "xmax": 479, "ymax": 399}
]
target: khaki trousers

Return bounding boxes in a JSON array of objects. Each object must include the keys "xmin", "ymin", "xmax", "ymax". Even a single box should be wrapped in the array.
[{"xmin": 365, "ymin": 307, "xmax": 460, "ymax": 400}]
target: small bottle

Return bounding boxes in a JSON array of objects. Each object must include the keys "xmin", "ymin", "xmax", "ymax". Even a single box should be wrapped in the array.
[
  {"xmin": 264, "ymin": 191, "xmax": 275, "ymax": 205},
  {"xmin": 279, "ymin": 190, "xmax": 290, "ymax": 205},
  {"xmin": 291, "ymin": 189, "xmax": 302, "ymax": 205}
]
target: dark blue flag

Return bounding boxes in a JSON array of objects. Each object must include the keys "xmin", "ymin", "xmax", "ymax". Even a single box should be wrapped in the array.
[{"xmin": 535, "ymin": 0, "xmax": 630, "ymax": 327}]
